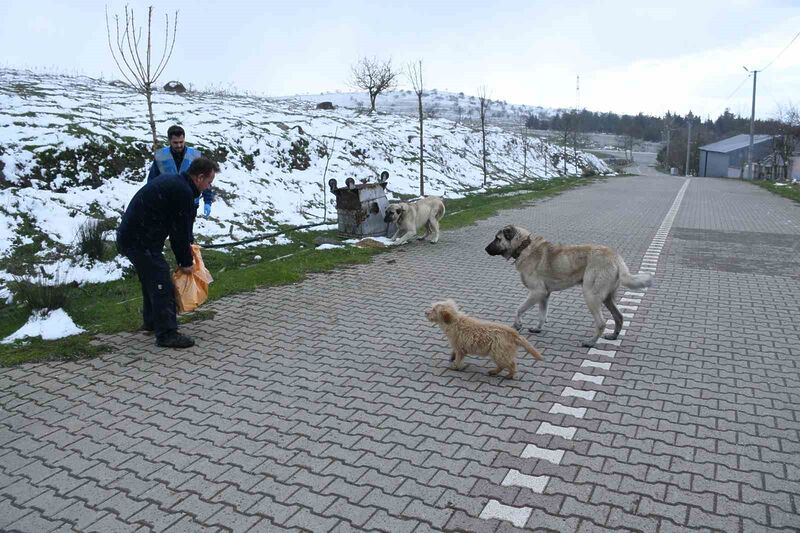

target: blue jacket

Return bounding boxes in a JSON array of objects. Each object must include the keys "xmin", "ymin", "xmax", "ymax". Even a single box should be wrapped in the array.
[
  {"xmin": 147, "ymin": 146, "xmax": 214, "ymax": 205},
  {"xmin": 117, "ymin": 172, "xmax": 199, "ymax": 267}
]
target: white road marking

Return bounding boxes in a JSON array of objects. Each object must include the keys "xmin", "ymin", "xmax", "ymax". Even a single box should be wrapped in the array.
[
  {"xmin": 561, "ymin": 387, "xmax": 597, "ymax": 400},
  {"xmin": 572, "ymin": 372, "xmax": 604, "ymax": 385},
  {"xmin": 588, "ymin": 348, "xmax": 616, "ymax": 358},
  {"xmin": 624, "ymin": 291, "xmax": 646, "ymax": 297},
  {"xmin": 536, "ymin": 422, "xmax": 577, "ymax": 440},
  {"xmin": 502, "ymin": 469, "xmax": 550, "ymax": 493},
  {"xmin": 480, "ymin": 500, "xmax": 532, "ymax": 528},
  {"xmin": 520, "ymin": 444, "xmax": 564, "ymax": 464},
  {"xmin": 581, "ymin": 360, "xmax": 611, "ymax": 371},
  {"xmin": 549, "ymin": 403, "xmax": 587, "ymax": 418}
]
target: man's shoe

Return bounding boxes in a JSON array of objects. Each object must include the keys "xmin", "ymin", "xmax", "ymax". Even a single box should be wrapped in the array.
[
  {"xmin": 156, "ymin": 332, "xmax": 195, "ymax": 348},
  {"xmin": 139, "ymin": 324, "xmax": 155, "ymax": 336}
]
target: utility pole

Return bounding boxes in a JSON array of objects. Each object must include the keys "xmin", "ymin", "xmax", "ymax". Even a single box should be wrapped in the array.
[
  {"xmin": 685, "ymin": 121, "xmax": 692, "ymax": 176},
  {"xmin": 665, "ymin": 127, "xmax": 671, "ymax": 171},
  {"xmin": 744, "ymin": 67, "xmax": 758, "ymax": 180},
  {"xmin": 573, "ymin": 75, "xmax": 580, "ymax": 175}
]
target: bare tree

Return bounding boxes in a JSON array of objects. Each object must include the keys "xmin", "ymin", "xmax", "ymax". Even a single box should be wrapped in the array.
[
  {"xmin": 321, "ymin": 126, "xmax": 339, "ymax": 221},
  {"xmin": 520, "ymin": 115, "xmax": 529, "ymax": 180},
  {"xmin": 571, "ymin": 110, "xmax": 580, "ymax": 175},
  {"xmin": 541, "ymin": 138, "xmax": 549, "ymax": 177},
  {"xmin": 560, "ymin": 112, "xmax": 571, "ymax": 175},
  {"xmin": 350, "ymin": 57, "xmax": 398, "ymax": 113},
  {"xmin": 453, "ymin": 103, "xmax": 463, "ymax": 125},
  {"xmin": 478, "ymin": 86, "xmax": 490, "ymax": 186},
  {"xmin": 774, "ymin": 102, "xmax": 800, "ymax": 180},
  {"xmin": 106, "ymin": 5, "xmax": 178, "ymax": 150},
  {"xmin": 407, "ymin": 60, "xmax": 425, "ymax": 196}
]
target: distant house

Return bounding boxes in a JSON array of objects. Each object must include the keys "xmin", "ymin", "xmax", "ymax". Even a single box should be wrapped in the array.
[
  {"xmin": 792, "ymin": 149, "xmax": 800, "ymax": 181},
  {"xmin": 698, "ymin": 134, "xmax": 773, "ymax": 178}
]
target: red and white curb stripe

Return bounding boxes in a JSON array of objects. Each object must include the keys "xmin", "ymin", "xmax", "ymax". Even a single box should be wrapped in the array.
[{"xmin": 479, "ymin": 179, "xmax": 690, "ymax": 527}]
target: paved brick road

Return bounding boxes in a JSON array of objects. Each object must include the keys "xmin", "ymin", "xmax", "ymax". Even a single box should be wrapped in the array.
[{"xmin": 1, "ymin": 175, "xmax": 799, "ymax": 532}]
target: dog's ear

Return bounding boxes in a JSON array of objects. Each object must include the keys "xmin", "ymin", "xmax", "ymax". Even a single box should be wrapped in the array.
[
  {"xmin": 503, "ymin": 226, "xmax": 516, "ymax": 241},
  {"xmin": 440, "ymin": 309, "xmax": 453, "ymax": 324}
]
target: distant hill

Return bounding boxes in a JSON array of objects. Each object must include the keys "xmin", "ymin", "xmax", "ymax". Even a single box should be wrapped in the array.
[{"xmin": 287, "ymin": 89, "xmax": 556, "ymax": 129}]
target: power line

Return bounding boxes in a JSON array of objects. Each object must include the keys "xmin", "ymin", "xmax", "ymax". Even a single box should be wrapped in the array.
[
  {"xmin": 760, "ymin": 28, "xmax": 800, "ymax": 72},
  {"xmin": 717, "ymin": 27, "xmax": 800, "ymax": 115},
  {"xmin": 724, "ymin": 73, "xmax": 751, "ymax": 101}
]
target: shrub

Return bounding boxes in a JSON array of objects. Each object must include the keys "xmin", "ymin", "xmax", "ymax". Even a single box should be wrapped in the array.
[
  {"xmin": 289, "ymin": 139, "xmax": 311, "ymax": 171},
  {"xmin": 10, "ymin": 272, "xmax": 70, "ymax": 312},
  {"xmin": 77, "ymin": 219, "xmax": 105, "ymax": 260}
]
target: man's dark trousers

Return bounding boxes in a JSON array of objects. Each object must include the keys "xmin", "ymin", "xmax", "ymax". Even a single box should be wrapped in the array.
[{"xmin": 119, "ymin": 247, "xmax": 178, "ymax": 338}]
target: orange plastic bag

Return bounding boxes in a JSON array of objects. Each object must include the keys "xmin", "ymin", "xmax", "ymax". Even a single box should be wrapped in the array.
[{"xmin": 173, "ymin": 244, "xmax": 214, "ymax": 313}]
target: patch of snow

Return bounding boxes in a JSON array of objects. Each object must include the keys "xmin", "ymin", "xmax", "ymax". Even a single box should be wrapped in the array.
[
  {"xmin": 1, "ymin": 308, "xmax": 85, "ymax": 344},
  {"xmin": 343, "ymin": 236, "xmax": 400, "ymax": 246},
  {"xmin": 316, "ymin": 243, "xmax": 345, "ymax": 250}
]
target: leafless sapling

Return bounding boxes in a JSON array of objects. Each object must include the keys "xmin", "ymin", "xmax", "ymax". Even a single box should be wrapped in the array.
[{"xmin": 105, "ymin": 5, "xmax": 178, "ymax": 150}]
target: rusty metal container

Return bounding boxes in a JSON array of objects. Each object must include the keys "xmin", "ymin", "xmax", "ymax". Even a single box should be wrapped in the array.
[{"xmin": 328, "ymin": 172, "xmax": 394, "ymax": 237}]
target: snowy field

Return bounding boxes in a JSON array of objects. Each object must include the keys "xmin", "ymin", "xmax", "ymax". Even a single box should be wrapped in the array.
[{"xmin": 0, "ymin": 68, "xmax": 611, "ymax": 298}]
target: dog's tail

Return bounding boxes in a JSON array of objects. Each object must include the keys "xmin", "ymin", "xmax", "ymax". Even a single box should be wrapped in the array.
[
  {"xmin": 617, "ymin": 256, "xmax": 653, "ymax": 289},
  {"xmin": 514, "ymin": 333, "xmax": 543, "ymax": 360},
  {"xmin": 435, "ymin": 202, "xmax": 446, "ymax": 221}
]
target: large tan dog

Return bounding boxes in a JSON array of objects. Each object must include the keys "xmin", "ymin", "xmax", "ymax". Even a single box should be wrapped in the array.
[
  {"xmin": 425, "ymin": 299, "xmax": 543, "ymax": 379},
  {"xmin": 384, "ymin": 196, "xmax": 445, "ymax": 244},
  {"xmin": 485, "ymin": 225, "xmax": 652, "ymax": 347}
]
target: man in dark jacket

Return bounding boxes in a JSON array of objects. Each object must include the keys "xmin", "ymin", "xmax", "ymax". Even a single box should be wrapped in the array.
[
  {"xmin": 148, "ymin": 125, "xmax": 215, "ymax": 220},
  {"xmin": 118, "ymin": 157, "xmax": 218, "ymax": 348}
]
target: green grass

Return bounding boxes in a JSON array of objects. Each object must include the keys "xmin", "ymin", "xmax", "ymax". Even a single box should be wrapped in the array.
[
  {"xmin": 440, "ymin": 175, "xmax": 598, "ymax": 230},
  {"xmin": 752, "ymin": 180, "xmax": 800, "ymax": 203},
  {"xmin": 0, "ymin": 174, "xmax": 600, "ymax": 366}
]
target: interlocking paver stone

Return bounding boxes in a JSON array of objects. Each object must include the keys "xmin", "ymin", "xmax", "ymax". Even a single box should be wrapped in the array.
[{"xmin": 2, "ymin": 175, "xmax": 799, "ymax": 532}]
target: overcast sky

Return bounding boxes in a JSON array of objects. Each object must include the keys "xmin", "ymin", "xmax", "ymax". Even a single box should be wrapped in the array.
[{"xmin": 1, "ymin": 0, "xmax": 798, "ymax": 119}]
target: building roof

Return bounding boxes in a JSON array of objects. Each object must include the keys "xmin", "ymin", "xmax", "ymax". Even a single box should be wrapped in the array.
[{"xmin": 699, "ymin": 134, "xmax": 773, "ymax": 153}]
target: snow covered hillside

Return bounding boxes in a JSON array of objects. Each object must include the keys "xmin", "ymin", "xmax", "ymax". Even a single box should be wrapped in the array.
[
  {"xmin": 288, "ymin": 89, "xmax": 555, "ymax": 129},
  {"xmin": 0, "ymin": 68, "xmax": 611, "ymax": 296}
]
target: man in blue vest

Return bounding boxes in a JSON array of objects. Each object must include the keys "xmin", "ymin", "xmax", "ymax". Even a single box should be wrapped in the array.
[
  {"xmin": 148, "ymin": 125, "xmax": 215, "ymax": 220},
  {"xmin": 118, "ymin": 156, "xmax": 219, "ymax": 348}
]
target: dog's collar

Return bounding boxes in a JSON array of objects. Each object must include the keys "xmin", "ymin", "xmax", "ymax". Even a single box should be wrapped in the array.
[{"xmin": 511, "ymin": 236, "xmax": 532, "ymax": 260}]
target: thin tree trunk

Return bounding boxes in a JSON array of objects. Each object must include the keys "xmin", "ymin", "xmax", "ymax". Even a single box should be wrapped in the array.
[
  {"xmin": 544, "ymin": 144, "xmax": 548, "ymax": 177},
  {"xmin": 145, "ymin": 84, "xmax": 158, "ymax": 149},
  {"xmin": 522, "ymin": 139, "xmax": 527, "ymax": 179},
  {"xmin": 418, "ymin": 93, "xmax": 424, "ymax": 196},
  {"xmin": 482, "ymin": 122, "xmax": 487, "ymax": 186},
  {"xmin": 369, "ymin": 93, "xmax": 377, "ymax": 113},
  {"xmin": 573, "ymin": 133, "xmax": 578, "ymax": 175}
]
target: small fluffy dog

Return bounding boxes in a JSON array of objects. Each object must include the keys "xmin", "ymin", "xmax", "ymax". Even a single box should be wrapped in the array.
[
  {"xmin": 425, "ymin": 299, "xmax": 543, "ymax": 379},
  {"xmin": 384, "ymin": 196, "xmax": 445, "ymax": 244}
]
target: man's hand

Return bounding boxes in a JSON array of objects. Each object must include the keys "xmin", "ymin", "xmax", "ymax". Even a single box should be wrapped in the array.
[
  {"xmin": 180, "ymin": 266, "xmax": 193, "ymax": 275},
  {"xmin": 203, "ymin": 203, "xmax": 212, "ymax": 218}
]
